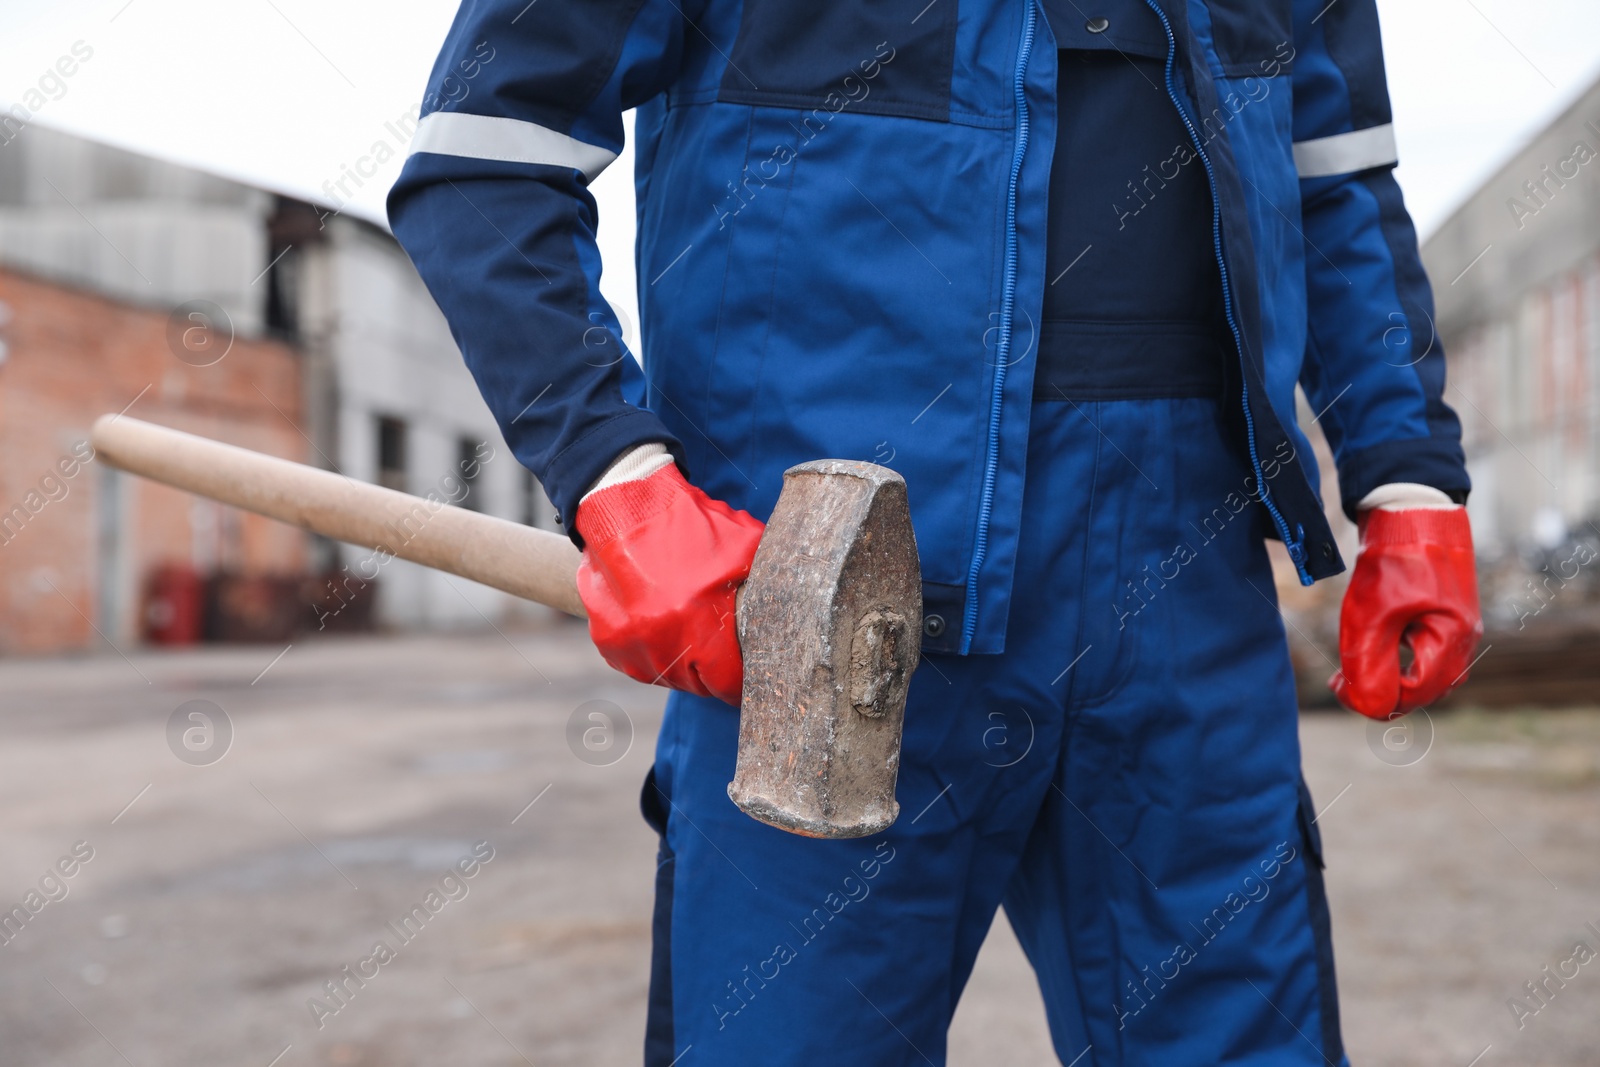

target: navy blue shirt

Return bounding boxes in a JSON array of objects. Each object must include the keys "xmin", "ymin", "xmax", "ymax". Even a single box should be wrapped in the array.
[{"xmin": 1037, "ymin": 1, "xmax": 1229, "ymax": 399}]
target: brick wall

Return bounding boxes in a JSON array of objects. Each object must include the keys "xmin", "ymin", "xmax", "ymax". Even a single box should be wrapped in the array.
[{"xmin": 0, "ymin": 267, "xmax": 309, "ymax": 655}]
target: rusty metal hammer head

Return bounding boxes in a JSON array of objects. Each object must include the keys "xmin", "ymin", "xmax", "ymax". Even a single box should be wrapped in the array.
[{"xmin": 729, "ymin": 460, "xmax": 921, "ymax": 839}]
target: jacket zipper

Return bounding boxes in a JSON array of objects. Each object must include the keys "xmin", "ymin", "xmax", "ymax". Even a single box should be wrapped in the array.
[
  {"xmin": 962, "ymin": 0, "xmax": 1039, "ymax": 651},
  {"xmin": 1140, "ymin": 0, "xmax": 1313, "ymax": 584}
]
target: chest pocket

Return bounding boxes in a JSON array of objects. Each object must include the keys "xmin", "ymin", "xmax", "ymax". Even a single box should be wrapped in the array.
[
  {"xmin": 1203, "ymin": 0, "xmax": 1293, "ymax": 76},
  {"xmin": 1043, "ymin": 0, "xmax": 1169, "ymax": 58},
  {"xmin": 716, "ymin": 0, "xmax": 960, "ymax": 122}
]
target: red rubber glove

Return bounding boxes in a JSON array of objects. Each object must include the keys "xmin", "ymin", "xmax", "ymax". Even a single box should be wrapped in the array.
[
  {"xmin": 574, "ymin": 463, "xmax": 764, "ymax": 705},
  {"xmin": 1328, "ymin": 507, "xmax": 1482, "ymax": 718}
]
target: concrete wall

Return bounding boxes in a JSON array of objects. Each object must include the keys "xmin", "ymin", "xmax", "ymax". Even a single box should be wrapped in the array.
[
  {"xmin": 1422, "ymin": 75, "xmax": 1600, "ymax": 554},
  {"xmin": 0, "ymin": 126, "xmax": 272, "ymax": 337},
  {"xmin": 300, "ymin": 217, "xmax": 556, "ymax": 629},
  {"xmin": 1445, "ymin": 260, "xmax": 1600, "ymax": 555}
]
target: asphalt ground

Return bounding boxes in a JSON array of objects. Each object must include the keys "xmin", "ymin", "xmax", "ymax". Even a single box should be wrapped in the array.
[{"xmin": 0, "ymin": 626, "xmax": 1596, "ymax": 1066}]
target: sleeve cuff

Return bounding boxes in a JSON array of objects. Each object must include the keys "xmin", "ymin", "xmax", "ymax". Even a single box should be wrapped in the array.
[
  {"xmin": 535, "ymin": 409, "xmax": 685, "ymax": 547},
  {"xmin": 1336, "ymin": 437, "xmax": 1470, "ymax": 521}
]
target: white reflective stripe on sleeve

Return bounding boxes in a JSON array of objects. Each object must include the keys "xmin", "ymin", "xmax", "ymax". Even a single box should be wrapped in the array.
[
  {"xmin": 1292, "ymin": 123, "xmax": 1398, "ymax": 179},
  {"xmin": 408, "ymin": 111, "xmax": 618, "ymax": 183}
]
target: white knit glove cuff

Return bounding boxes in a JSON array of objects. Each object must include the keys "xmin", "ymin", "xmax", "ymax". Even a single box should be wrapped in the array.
[
  {"xmin": 581, "ymin": 442, "xmax": 674, "ymax": 501},
  {"xmin": 1356, "ymin": 482, "xmax": 1459, "ymax": 512}
]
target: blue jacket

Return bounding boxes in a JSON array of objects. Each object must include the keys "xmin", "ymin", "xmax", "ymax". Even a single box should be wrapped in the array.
[{"xmin": 388, "ymin": 0, "xmax": 1468, "ymax": 655}]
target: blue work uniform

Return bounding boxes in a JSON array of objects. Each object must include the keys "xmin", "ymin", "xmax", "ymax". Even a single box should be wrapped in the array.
[
  {"xmin": 635, "ymin": 4, "xmax": 1345, "ymax": 1063},
  {"xmin": 390, "ymin": 0, "xmax": 1455, "ymax": 1062}
]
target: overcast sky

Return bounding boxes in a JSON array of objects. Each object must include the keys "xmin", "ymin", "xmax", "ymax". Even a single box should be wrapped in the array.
[{"xmin": 3, "ymin": 0, "xmax": 1599, "ymax": 329}]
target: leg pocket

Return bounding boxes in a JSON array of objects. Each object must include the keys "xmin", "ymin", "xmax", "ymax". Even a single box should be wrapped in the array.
[
  {"xmin": 1296, "ymin": 775, "xmax": 1346, "ymax": 1064},
  {"xmin": 641, "ymin": 765, "xmax": 671, "ymax": 837},
  {"xmin": 642, "ymin": 766, "xmax": 678, "ymax": 1066}
]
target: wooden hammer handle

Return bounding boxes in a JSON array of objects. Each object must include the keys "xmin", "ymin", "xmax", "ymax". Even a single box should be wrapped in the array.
[{"xmin": 90, "ymin": 415, "xmax": 586, "ymax": 618}]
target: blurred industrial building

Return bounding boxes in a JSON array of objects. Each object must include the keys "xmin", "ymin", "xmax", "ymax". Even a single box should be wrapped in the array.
[
  {"xmin": 0, "ymin": 126, "xmax": 557, "ymax": 655},
  {"xmin": 6, "ymin": 74, "xmax": 1600, "ymax": 676},
  {"xmin": 1423, "ymin": 72, "xmax": 1600, "ymax": 570},
  {"xmin": 1415, "ymin": 72, "xmax": 1600, "ymax": 704}
]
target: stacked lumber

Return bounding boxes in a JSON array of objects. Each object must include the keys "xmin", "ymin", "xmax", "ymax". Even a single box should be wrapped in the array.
[{"xmin": 1441, "ymin": 620, "xmax": 1600, "ymax": 708}]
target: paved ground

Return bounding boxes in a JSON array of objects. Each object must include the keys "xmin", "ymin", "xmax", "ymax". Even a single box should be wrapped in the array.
[{"xmin": 0, "ymin": 626, "xmax": 1596, "ymax": 1066}]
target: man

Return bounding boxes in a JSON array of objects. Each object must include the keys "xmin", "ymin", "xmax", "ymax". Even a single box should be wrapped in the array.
[{"xmin": 389, "ymin": 0, "xmax": 1481, "ymax": 1062}]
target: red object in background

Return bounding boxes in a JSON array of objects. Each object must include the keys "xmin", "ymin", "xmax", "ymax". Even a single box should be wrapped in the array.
[
  {"xmin": 303, "ymin": 569, "xmax": 379, "ymax": 634},
  {"xmin": 145, "ymin": 567, "xmax": 340, "ymax": 645},
  {"xmin": 143, "ymin": 563, "xmax": 206, "ymax": 645},
  {"xmin": 206, "ymin": 573, "xmax": 307, "ymax": 643}
]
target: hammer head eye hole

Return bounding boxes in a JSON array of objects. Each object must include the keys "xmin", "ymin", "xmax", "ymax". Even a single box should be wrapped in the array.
[{"xmin": 850, "ymin": 608, "xmax": 913, "ymax": 715}]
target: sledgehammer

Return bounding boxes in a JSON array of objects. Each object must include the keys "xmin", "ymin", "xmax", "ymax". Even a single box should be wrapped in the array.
[{"xmin": 91, "ymin": 414, "xmax": 920, "ymax": 838}]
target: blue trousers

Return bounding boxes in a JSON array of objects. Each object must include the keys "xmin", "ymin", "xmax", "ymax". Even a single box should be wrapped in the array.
[{"xmin": 642, "ymin": 398, "xmax": 1347, "ymax": 1066}]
